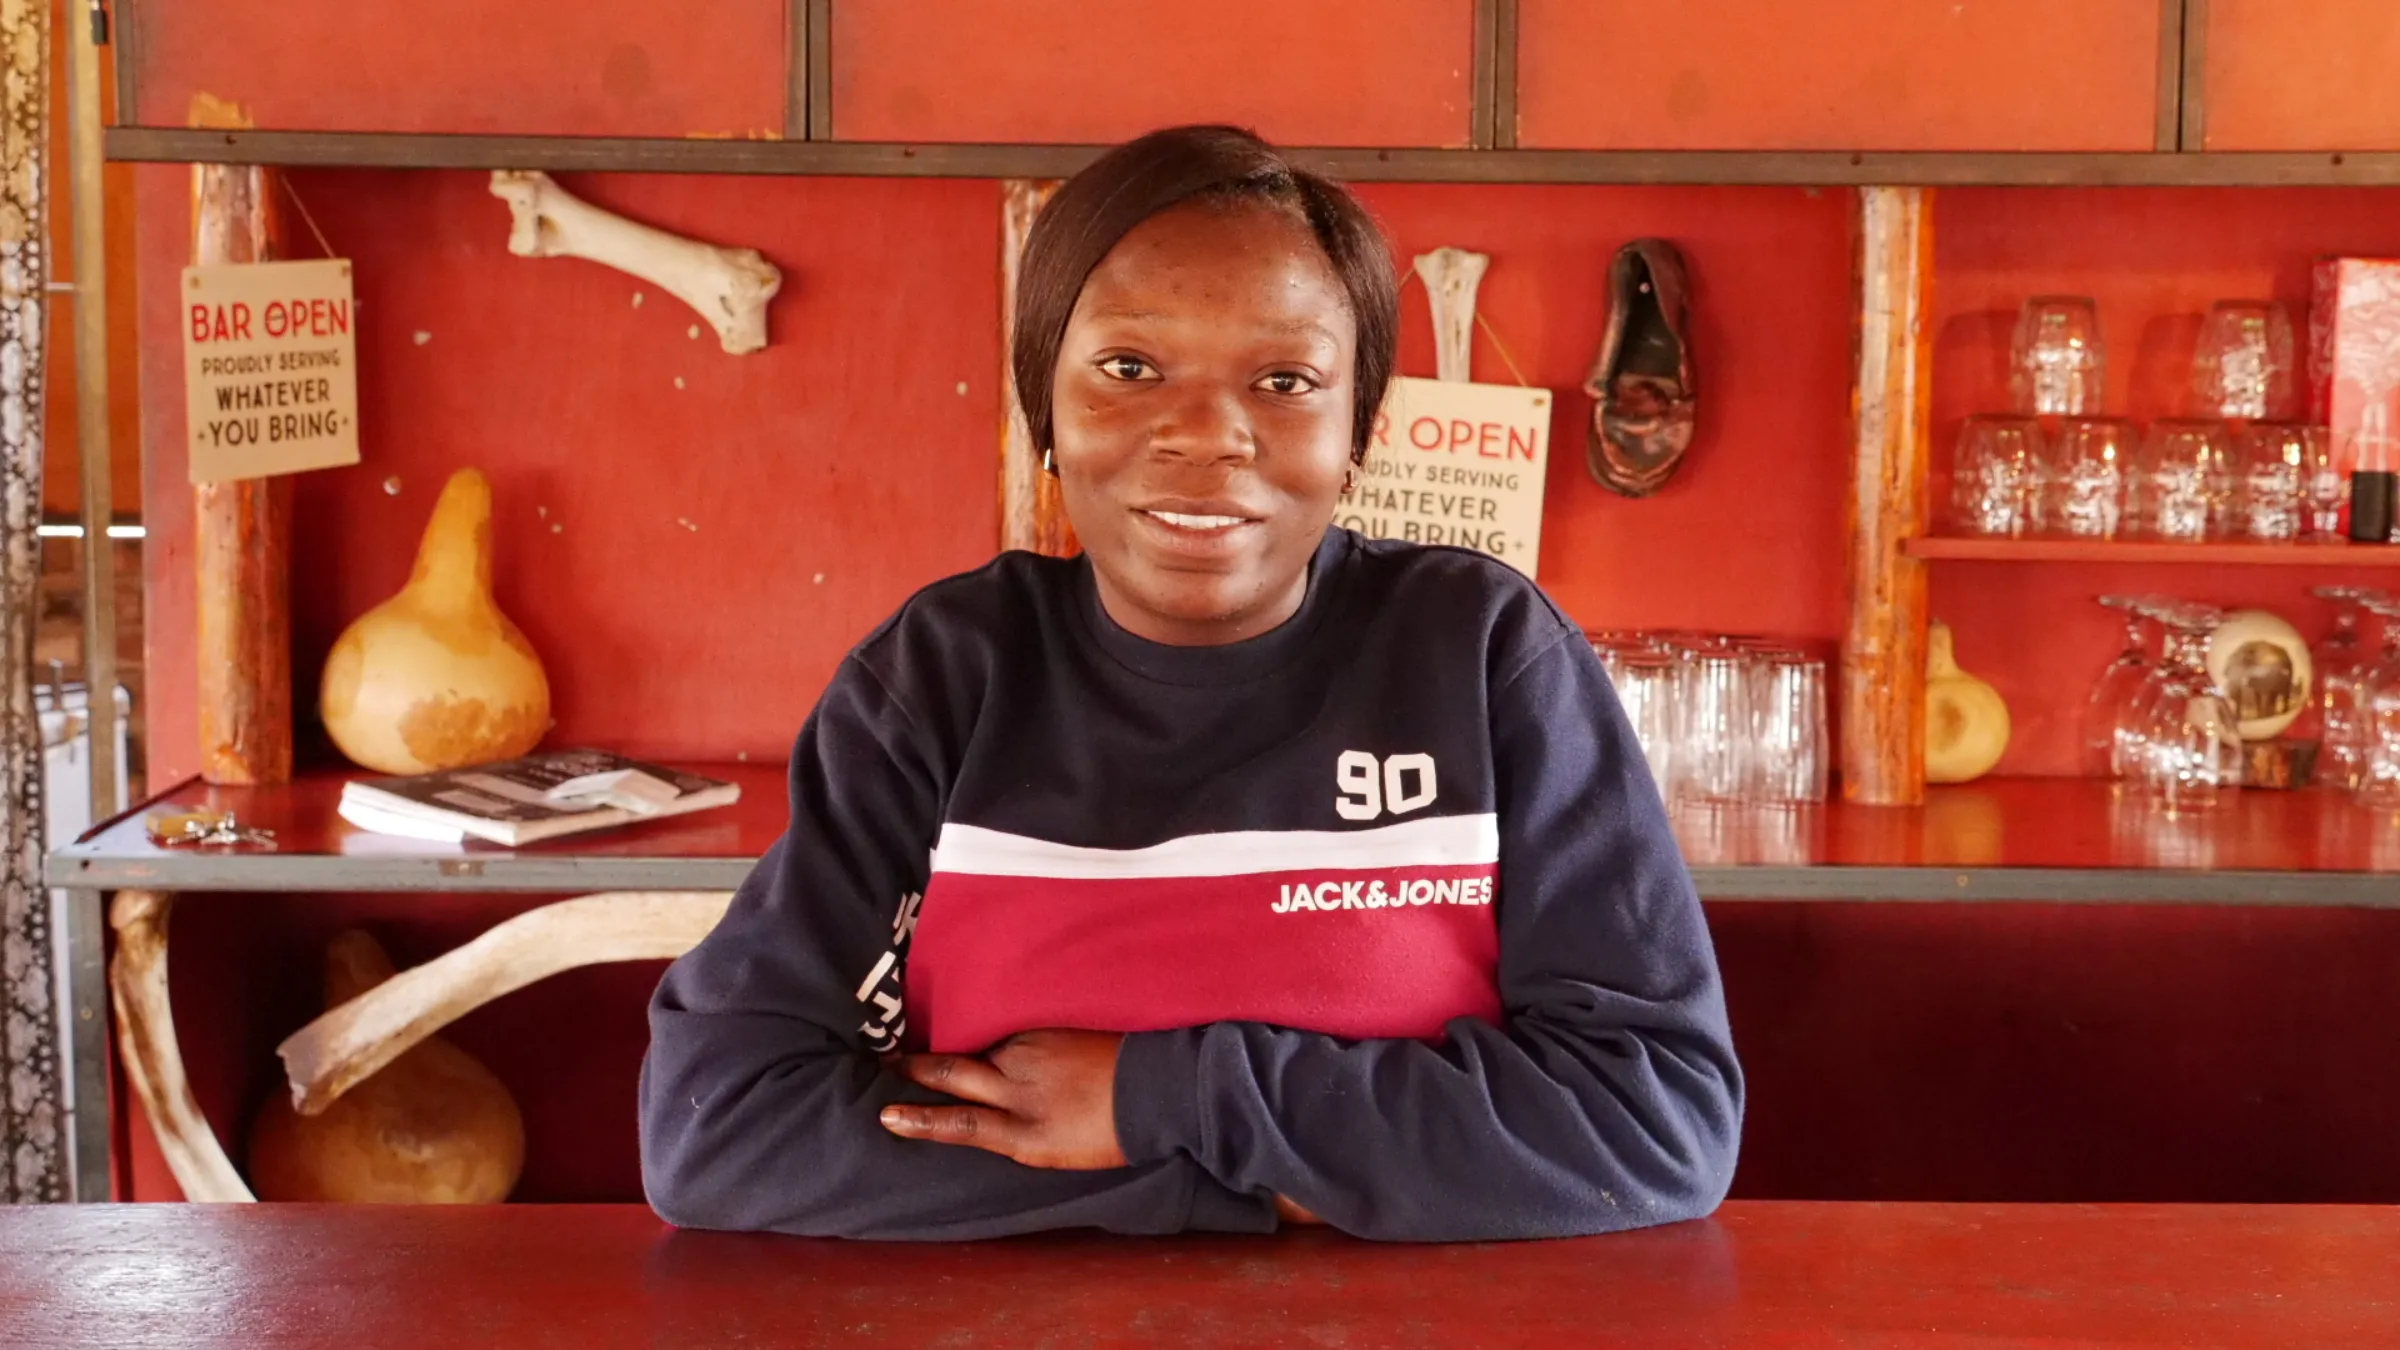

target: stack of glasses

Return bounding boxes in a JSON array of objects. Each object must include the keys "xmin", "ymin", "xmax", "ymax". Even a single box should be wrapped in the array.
[
  {"xmin": 1588, "ymin": 631, "xmax": 1829, "ymax": 806},
  {"xmin": 1954, "ymin": 298, "xmax": 2346, "ymax": 543}
]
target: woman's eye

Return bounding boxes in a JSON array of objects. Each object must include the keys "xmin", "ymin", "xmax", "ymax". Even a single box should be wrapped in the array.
[
  {"xmin": 1099, "ymin": 355, "xmax": 1154, "ymax": 381},
  {"xmin": 1259, "ymin": 371, "xmax": 1318, "ymax": 396}
]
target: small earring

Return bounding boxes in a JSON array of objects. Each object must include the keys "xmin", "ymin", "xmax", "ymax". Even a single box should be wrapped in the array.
[
  {"xmin": 1342, "ymin": 467, "xmax": 1359, "ymax": 495},
  {"xmin": 1042, "ymin": 447, "xmax": 1056, "ymax": 475}
]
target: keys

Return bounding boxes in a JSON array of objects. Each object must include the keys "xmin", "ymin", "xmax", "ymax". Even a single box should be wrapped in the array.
[{"xmin": 144, "ymin": 808, "xmax": 278, "ymax": 851}]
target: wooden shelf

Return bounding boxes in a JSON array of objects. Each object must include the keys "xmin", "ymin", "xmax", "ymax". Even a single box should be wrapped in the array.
[
  {"xmin": 43, "ymin": 770, "xmax": 2400, "ymax": 906},
  {"xmin": 1906, "ymin": 536, "xmax": 2400, "ymax": 567},
  {"xmin": 100, "ymin": 128, "xmax": 2400, "ymax": 187}
]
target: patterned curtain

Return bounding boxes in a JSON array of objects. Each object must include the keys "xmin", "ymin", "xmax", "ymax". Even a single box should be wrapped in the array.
[{"xmin": 0, "ymin": 0, "xmax": 58, "ymax": 1203}]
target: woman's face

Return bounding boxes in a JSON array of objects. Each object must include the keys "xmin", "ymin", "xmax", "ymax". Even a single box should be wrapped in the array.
[{"xmin": 1050, "ymin": 200, "xmax": 1358, "ymax": 647}]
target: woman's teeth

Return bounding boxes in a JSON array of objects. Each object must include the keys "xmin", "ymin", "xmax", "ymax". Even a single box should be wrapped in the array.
[{"xmin": 1146, "ymin": 510, "xmax": 1248, "ymax": 529}]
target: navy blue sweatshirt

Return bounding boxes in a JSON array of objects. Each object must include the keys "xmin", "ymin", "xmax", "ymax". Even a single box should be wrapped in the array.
[{"xmin": 640, "ymin": 529, "xmax": 1741, "ymax": 1240}]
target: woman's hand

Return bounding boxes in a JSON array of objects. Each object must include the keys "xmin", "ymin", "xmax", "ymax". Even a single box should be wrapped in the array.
[{"xmin": 881, "ymin": 1030, "xmax": 1130, "ymax": 1169}]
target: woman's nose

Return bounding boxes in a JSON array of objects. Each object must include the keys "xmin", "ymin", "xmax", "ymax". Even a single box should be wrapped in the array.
[{"xmin": 1149, "ymin": 384, "xmax": 1256, "ymax": 463}]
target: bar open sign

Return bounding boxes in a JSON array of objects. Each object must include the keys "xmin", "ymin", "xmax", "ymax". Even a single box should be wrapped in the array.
[
  {"xmin": 1342, "ymin": 375, "xmax": 1552, "ymax": 578},
  {"xmin": 181, "ymin": 258, "xmax": 362, "ymax": 484}
]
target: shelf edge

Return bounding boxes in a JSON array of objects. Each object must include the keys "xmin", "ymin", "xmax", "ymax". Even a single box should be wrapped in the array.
[{"xmin": 101, "ymin": 131, "xmax": 2400, "ymax": 187}]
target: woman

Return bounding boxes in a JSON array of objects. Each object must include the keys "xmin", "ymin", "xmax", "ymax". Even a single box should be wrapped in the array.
[{"xmin": 640, "ymin": 125, "xmax": 1741, "ymax": 1241}]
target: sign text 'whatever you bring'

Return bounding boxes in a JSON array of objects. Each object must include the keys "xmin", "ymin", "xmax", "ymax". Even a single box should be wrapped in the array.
[
  {"xmin": 1343, "ymin": 375, "xmax": 1551, "ymax": 578},
  {"xmin": 181, "ymin": 258, "xmax": 362, "ymax": 484}
]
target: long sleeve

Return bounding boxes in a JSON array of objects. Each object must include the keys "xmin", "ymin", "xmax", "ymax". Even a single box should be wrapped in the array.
[
  {"xmin": 639, "ymin": 656, "xmax": 1275, "ymax": 1240},
  {"xmin": 1111, "ymin": 628, "xmax": 1743, "ymax": 1241}
]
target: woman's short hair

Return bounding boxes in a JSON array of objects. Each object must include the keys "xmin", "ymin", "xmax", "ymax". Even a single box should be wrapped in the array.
[{"xmin": 1011, "ymin": 124, "xmax": 1400, "ymax": 463}]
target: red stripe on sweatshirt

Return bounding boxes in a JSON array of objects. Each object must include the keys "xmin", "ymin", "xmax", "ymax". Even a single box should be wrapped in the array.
[{"xmin": 905, "ymin": 863, "xmax": 1502, "ymax": 1054}]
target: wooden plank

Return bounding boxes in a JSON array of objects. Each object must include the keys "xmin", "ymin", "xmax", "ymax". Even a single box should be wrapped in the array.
[
  {"xmin": 2180, "ymin": 0, "xmax": 2209, "ymax": 150},
  {"xmin": 783, "ymin": 0, "xmax": 807, "ymax": 140},
  {"xmin": 101, "ymin": 128, "xmax": 2400, "ymax": 186},
  {"xmin": 1491, "ymin": 0, "xmax": 1519, "ymax": 150},
  {"xmin": 1470, "ymin": 0, "xmax": 1498, "ymax": 149},
  {"xmin": 1842, "ymin": 187, "xmax": 1933, "ymax": 807},
  {"xmin": 2156, "ymin": 0, "xmax": 2187, "ymax": 151},
  {"xmin": 997, "ymin": 180, "xmax": 1073, "ymax": 557},
  {"xmin": 805, "ymin": 0, "xmax": 831, "ymax": 140},
  {"xmin": 188, "ymin": 102, "xmax": 292, "ymax": 786},
  {"xmin": 7, "ymin": 1202, "xmax": 2400, "ymax": 1346},
  {"xmin": 69, "ymin": 0, "xmax": 119, "ymax": 824}
]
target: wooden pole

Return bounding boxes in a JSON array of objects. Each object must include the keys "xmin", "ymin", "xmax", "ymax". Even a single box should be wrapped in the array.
[
  {"xmin": 68, "ymin": 0, "xmax": 117, "ymax": 820},
  {"xmin": 1842, "ymin": 187, "xmax": 1933, "ymax": 806},
  {"xmin": 997, "ymin": 179, "xmax": 1076, "ymax": 558},
  {"xmin": 189, "ymin": 100, "xmax": 293, "ymax": 785}
]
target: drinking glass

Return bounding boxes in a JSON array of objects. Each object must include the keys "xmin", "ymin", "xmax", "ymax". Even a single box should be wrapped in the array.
[
  {"xmin": 1680, "ymin": 651, "xmax": 1751, "ymax": 804},
  {"xmin": 2299, "ymin": 426, "xmax": 2346, "ymax": 539},
  {"xmin": 1608, "ymin": 650, "xmax": 1680, "ymax": 804},
  {"xmin": 2131, "ymin": 420, "xmax": 2233, "ymax": 542},
  {"xmin": 2192, "ymin": 300, "xmax": 2296, "ymax": 421},
  {"xmin": 2353, "ymin": 593, "xmax": 2400, "ymax": 807},
  {"xmin": 2084, "ymin": 594, "xmax": 2164, "ymax": 776},
  {"xmin": 2126, "ymin": 603, "xmax": 2242, "ymax": 813},
  {"xmin": 1951, "ymin": 415, "xmax": 2045, "ymax": 537},
  {"xmin": 2232, "ymin": 422, "xmax": 2308, "ymax": 541},
  {"xmin": 2012, "ymin": 296, "xmax": 2104, "ymax": 417},
  {"xmin": 2045, "ymin": 417, "xmax": 2134, "ymax": 539},
  {"xmin": 1749, "ymin": 655, "xmax": 1828, "ymax": 803}
]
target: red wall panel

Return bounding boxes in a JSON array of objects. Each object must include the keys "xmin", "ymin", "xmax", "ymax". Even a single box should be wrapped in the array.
[
  {"xmin": 1518, "ymin": 0, "xmax": 2161, "ymax": 151},
  {"xmin": 1356, "ymin": 184, "xmax": 1854, "ymax": 643},
  {"xmin": 2203, "ymin": 0, "xmax": 2400, "ymax": 150},
  {"xmin": 128, "ymin": 0, "xmax": 787, "ymax": 136},
  {"xmin": 138, "ymin": 169, "xmax": 1005, "ymax": 787},
  {"xmin": 1928, "ymin": 186, "xmax": 2400, "ymax": 777},
  {"xmin": 832, "ymin": 0, "xmax": 1475, "ymax": 146}
]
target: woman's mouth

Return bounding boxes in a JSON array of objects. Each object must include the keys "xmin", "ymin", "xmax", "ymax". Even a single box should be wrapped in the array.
[{"xmin": 1142, "ymin": 509, "xmax": 1252, "ymax": 531}]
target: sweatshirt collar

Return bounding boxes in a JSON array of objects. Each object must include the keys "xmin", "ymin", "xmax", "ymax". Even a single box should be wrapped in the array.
[{"xmin": 1074, "ymin": 528, "xmax": 1353, "ymax": 687}]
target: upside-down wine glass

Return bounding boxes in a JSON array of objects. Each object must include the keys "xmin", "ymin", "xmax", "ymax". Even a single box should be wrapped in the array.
[
  {"xmin": 2352, "ymin": 592, "xmax": 2400, "ymax": 808},
  {"xmin": 2084, "ymin": 594, "xmax": 2164, "ymax": 777},
  {"xmin": 2127, "ymin": 603, "xmax": 2242, "ymax": 814},
  {"xmin": 2308, "ymin": 586, "xmax": 2387, "ymax": 791}
]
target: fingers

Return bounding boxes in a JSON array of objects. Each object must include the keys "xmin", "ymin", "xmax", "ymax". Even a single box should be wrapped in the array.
[
  {"xmin": 895, "ymin": 1052, "xmax": 1014, "ymax": 1107},
  {"xmin": 879, "ymin": 1104, "xmax": 1019, "ymax": 1157}
]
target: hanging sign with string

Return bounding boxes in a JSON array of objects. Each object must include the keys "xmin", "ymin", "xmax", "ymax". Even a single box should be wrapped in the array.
[
  {"xmin": 1341, "ymin": 248, "xmax": 1551, "ymax": 578},
  {"xmin": 180, "ymin": 257, "xmax": 361, "ymax": 483}
]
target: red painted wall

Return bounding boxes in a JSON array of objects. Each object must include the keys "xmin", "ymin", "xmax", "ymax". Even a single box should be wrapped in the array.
[
  {"xmin": 128, "ymin": 1, "xmax": 788, "ymax": 136},
  {"xmin": 1518, "ymin": 0, "xmax": 2162, "ymax": 152},
  {"xmin": 833, "ymin": 0, "xmax": 1476, "ymax": 146}
]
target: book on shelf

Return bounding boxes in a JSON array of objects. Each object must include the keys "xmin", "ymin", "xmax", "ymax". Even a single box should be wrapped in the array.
[{"xmin": 337, "ymin": 749, "xmax": 741, "ymax": 846}]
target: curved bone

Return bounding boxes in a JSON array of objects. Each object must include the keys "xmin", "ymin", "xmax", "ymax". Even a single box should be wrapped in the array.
[
  {"xmin": 488, "ymin": 170, "xmax": 782, "ymax": 354},
  {"xmin": 278, "ymin": 891, "xmax": 733, "ymax": 1116},
  {"xmin": 1413, "ymin": 247, "xmax": 1491, "ymax": 384},
  {"xmin": 109, "ymin": 890, "xmax": 256, "ymax": 1202}
]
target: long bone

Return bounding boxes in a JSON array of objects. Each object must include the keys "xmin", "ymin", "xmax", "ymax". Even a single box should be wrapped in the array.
[
  {"xmin": 110, "ymin": 890, "xmax": 255, "ymax": 1201},
  {"xmin": 1414, "ymin": 247, "xmax": 1491, "ymax": 383},
  {"xmin": 277, "ymin": 891, "xmax": 734, "ymax": 1115},
  {"xmin": 489, "ymin": 170, "xmax": 782, "ymax": 354}
]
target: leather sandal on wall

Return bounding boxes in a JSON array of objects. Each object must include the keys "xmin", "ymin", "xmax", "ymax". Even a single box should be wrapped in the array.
[{"xmin": 1584, "ymin": 239, "xmax": 1697, "ymax": 498}]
